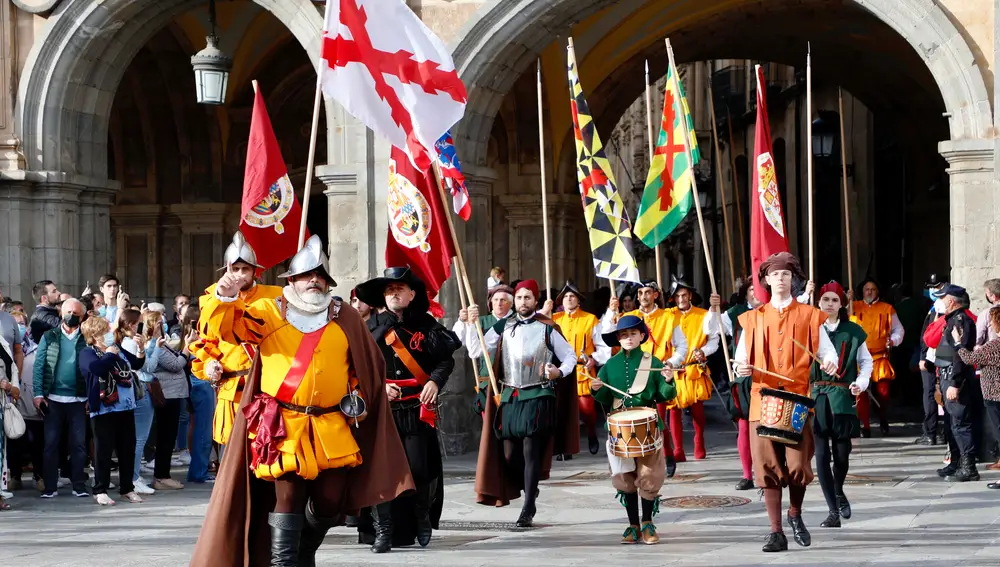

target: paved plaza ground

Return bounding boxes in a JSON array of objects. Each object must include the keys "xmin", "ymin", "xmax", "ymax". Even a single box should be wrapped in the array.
[{"xmin": 6, "ymin": 413, "xmax": 1000, "ymax": 566}]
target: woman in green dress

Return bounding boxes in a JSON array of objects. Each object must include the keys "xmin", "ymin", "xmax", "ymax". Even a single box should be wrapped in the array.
[
  {"xmin": 812, "ymin": 281, "xmax": 873, "ymax": 528},
  {"xmin": 591, "ymin": 315, "xmax": 677, "ymax": 545}
]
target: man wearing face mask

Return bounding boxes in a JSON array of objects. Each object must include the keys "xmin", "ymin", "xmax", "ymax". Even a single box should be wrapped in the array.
[
  {"xmin": 32, "ymin": 299, "xmax": 90, "ymax": 498},
  {"xmin": 851, "ymin": 278, "xmax": 904, "ymax": 437},
  {"xmin": 192, "ymin": 235, "xmax": 412, "ymax": 567},
  {"xmin": 188, "ymin": 233, "xmax": 282, "ymax": 449},
  {"xmin": 467, "ymin": 279, "xmax": 577, "ymax": 528},
  {"xmin": 932, "ymin": 284, "xmax": 980, "ymax": 483},
  {"xmin": 916, "ymin": 275, "xmax": 948, "ymax": 446},
  {"xmin": 457, "ymin": 284, "xmax": 514, "ymax": 412},
  {"xmin": 352, "ymin": 267, "xmax": 461, "ymax": 553}
]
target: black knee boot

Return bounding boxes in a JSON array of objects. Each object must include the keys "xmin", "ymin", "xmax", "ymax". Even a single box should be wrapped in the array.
[
  {"xmin": 268, "ymin": 513, "xmax": 304, "ymax": 567},
  {"xmin": 414, "ymin": 480, "xmax": 437, "ymax": 547},
  {"xmin": 370, "ymin": 502, "xmax": 393, "ymax": 553},
  {"xmin": 299, "ymin": 501, "xmax": 341, "ymax": 567}
]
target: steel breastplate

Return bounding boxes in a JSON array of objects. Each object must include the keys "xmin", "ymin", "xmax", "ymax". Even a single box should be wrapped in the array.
[{"xmin": 500, "ymin": 319, "xmax": 552, "ymax": 388}]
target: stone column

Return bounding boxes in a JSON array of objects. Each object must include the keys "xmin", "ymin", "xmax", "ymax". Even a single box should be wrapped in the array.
[
  {"xmin": 940, "ymin": 139, "xmax": 997, "ymax": 314},
  {"xmin": 0, "ymin": 177, "xmax": 36, "ymax": 301},
  {"xmin": 317, "ymin": 164, "xmax": 366, "ymax": 293}
]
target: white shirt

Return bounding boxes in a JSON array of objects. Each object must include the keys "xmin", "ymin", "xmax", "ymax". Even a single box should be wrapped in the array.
[
  {"xmin": 451, "ymin": 308, "xmax": 512, "ymax": 349},
  {"xmin": 733, "ymin": 295, "xmax": 838, "ymax": 370},
  {"xmin": 599, "ymin": 306, "xmax": 689, "ymax": 367},
  {"xmin": 679, "ymin": 307, "xmax": 720, "ymax": 357},
  {"xmin": 823, "ymin": 319, "xmax": 873, "ymax": 392},
  {"xmin": 467, "ymin": 315, "xmax": 578, "ymax": 378}
]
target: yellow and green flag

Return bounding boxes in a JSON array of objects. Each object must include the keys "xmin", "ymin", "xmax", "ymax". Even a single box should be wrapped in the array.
[{"xmin": 634, "ymin": 62, "xmax": 701, "ymax": 248}]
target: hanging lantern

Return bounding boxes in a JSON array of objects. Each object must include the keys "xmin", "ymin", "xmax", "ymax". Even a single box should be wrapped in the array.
[{"xmin": 190, "ymin": 0, "xmax": 232, "ymax": 105}]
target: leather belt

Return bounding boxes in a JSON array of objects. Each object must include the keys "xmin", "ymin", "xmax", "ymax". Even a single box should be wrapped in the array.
[
  {"xmin": 222, "ymin": 369, "xmax": 249, "ymax": 380},
  {"xmin": 813, "ymin": 381, "xmax": 849, "ymax": 388},
  {"xmin": 275, "ymin": 399, "xmax": 341, "ymax": 416}
]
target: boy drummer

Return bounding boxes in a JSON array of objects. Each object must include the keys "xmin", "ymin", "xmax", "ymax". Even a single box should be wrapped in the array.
[{"xmin": 590, "ymin": 315, "xmax": 677, "ymax": 545}]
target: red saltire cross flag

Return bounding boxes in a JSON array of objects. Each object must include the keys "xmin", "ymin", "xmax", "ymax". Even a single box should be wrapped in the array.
[
  {"xmin": 385, "ymin": 145, "xmax": 456, "ymax": 316},
  {"xmin": 240, "ymin": 87, "xmax": 308, "ymax": 271},
  {"xmin": 321, "ymin": 0, "xmax": 468, "ymax": 171},
  {"xmin": 749, "ymin": 65, "xmax": 790, "ymax": 304}
]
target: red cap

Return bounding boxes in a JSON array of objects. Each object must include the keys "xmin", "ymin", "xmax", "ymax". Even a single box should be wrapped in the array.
[
  {"xmin": 514, "ymin": 279, "xmax": 540, "ymax": 300},
  {"xmin": 819, "ymin": 281, "xmax": 846, "ymax": 302}
]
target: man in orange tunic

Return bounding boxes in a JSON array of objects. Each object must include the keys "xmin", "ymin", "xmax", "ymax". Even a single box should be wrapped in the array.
[
  {"xmin": 189, "ymin": 232, "xmax": 282, "ymax": 448},
  {"xmin": 734, "ymin": 252, "xmax": 839, "ymax": 553},
  {"xmin": 665, "ymin": 278, "xmax": 719, "ymax": 461},
  {"xmin": 552, "ymin": 280, "xmax": 610, "ymax": 456},
  {"xmin": 191, "ymin": 235, "xmax": 412, "ymax": 566},
  {"xmin": 851, "ymin": 278, "xmax": 904, "ymax": 436}
]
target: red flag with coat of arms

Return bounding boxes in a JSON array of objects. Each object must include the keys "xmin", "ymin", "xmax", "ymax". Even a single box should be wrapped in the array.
[
  {"xmin": 750, "ymin": 65, "xmax": 790, "ymax": 304},
  {"xmin": 386, "ymin": 145, "xmax": 456, "ymax": 315},
  {"xmin": 321, "ymin": 0, "xmax": 468, "ymax": 171},
  {"xmin": 240, "ymin": 88, "xmax": 307, "ymax": 270}
]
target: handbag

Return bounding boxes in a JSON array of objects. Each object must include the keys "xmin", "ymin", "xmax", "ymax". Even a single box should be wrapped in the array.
[
  {"xmin": 2, "ymin": 393, "xmax": 26, "ymax": 439},
  {"xmin": 147, "ymin": 379, "xmax": 167, "ymax": 408}
]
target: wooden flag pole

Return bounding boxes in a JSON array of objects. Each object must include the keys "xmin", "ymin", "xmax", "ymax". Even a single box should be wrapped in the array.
[
  {"xmin": 665, "ymin": 39, "xmax": 734, "ymax": 384},
  {"xmin": 431, "ymin": 163, "xmax": 501, "ymax": 401},
  {"xmin": 645, "ymin": 60, "xmax": 665, "ymax": 291},
  {"xmin": 297, "ymin": 67, "xmax": 326, "ymax": 250},
  {"xmin": 838, "ymin": 87, "xmax": 854, "ymax": 296},
  {"xmin": 806, "ymin": 43, "xmax": 816, "ymax": 303},
  {"xmin": 537, "ymin": 59, "xmax": 553, "ymax": 298},
  {"xmin": 726, "ymin": 112, "xmax": 747, "ymax": 277},
  {"xmin": 706, "ymin": 72, "xmax": 737, "ymax": 297},
  {"xmin": 455, "ymin": 258, "xmax": 468, "ymax": 310}
]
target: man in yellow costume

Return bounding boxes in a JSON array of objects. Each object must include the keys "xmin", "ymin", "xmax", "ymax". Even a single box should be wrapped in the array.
[
  {"xmin": 552, "ymin": 281, "xmax": 610, "ymax": 456},
  {"xmin": 851, "ymin": 278, "xmax": 904, "ymax": 437},
  {"xmin": 604, "ymin": 279, "xmax": 687, "ymax": 474},
  {"xmin": 190, "ymin": 235, "xmax": 413, "ymax": 567},
  {"xmin": 189, "ymin": 232, "xmax": 282, "ymax": 451},
  {"xmin": 665, "ymin": 278, "xmax": 719, "ymax": 460}
]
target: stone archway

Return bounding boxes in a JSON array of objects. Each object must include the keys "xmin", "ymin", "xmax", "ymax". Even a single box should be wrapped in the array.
[{"xmin": 16, "ymin": 0, "xmax": 323, "ymax": 178}]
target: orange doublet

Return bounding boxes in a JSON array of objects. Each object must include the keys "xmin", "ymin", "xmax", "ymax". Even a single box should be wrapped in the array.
[
  {"xmin": 190, "ymin": 283, "xmax": 282, "ymax": 445},
  {"xmin": 666, "ymin": 306, "xmax": 713, "ymax": 409},
  {"xmin": 201, "ymin": 293, "xmax": 362, "ymax": 481},
  {"xmin": 852, "ymin": 301, "xmax": 897, "ymax": 382},
  {"xmin": 737, "ymin": 301, "xmax": 828, "ymax": 421},
  {"xmin": 621, "ymin": 307, "xmax": 682, "ymax": 364},
  {"xmin": 553, "ymin": 309, "xmax": 599, "ymax": 396}
]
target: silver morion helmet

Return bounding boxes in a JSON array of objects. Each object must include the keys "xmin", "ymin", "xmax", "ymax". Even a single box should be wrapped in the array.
[
  {"xmin": 277, "ymin": 234, "xmax": 336, "ymax": 284},
  {"xmin": 219, "ymin": 232, "xmax": 263, "ymax": 270}
]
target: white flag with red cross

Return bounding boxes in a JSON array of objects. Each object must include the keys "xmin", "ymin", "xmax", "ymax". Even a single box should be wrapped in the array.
[{"xmin": 321, "ymin": 0, "xmax": 468, "ymax": 171}]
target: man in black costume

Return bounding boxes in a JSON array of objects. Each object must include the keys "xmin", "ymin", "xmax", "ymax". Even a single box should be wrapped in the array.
[{"xmin": 354, "ymin": 267, "xmax": 461, "ymax": 553}]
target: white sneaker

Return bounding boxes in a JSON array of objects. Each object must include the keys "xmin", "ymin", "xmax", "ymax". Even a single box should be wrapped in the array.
[
  {"xmin": 57, "ymin": 478, "xmax": 70, "ymax": 488},
  {"xmin": 176, "ymin": 450, "xmax": 192, "ymax": 465},
  {"xmin": 133, "ymin": 479, "xmax": 155, "ymax": 495},
  {"xmin": 1, "ymin": 491, "xmax": 13, "ymax": 499},
  {"xmin": 170, "ymin": 457, "xmax": 184, "ymax": 467},
  {"xmin": 140, "ymin": 462, "xmax": 155, "ymax": 475},
  {"xmin": 109, "ymin": 482, "xmax": 116, "ymax": 490}
]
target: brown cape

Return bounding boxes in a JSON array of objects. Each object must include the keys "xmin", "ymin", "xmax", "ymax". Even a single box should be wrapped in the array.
[
  {"xmin": 474, "ymin": 313, "xmax": 559, "ymax": 507},
  {"xmin": 189, "ymin": 302, "xmax": 414, "ymax": 567}
]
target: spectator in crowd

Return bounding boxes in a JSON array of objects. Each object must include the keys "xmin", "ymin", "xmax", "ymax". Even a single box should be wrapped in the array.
[
  {"xmin": 98, "ymin": 274, "xmax": 127, "ymax": 325},
  {"xmin": 350, "ymin": 289, "xmax": 372, "ymax": 321},
  {"xmin": 0, "ymin": 331, "xmax": 20, "ymax": 509},
  {"xmin": 0, "ymin": 303, "xmax": 24, "ymax": 378},
  {"xmin": 28, "ymin": 280, "xmax": 62, "ymax": 343},
  {"xmin": 956, "ymin": 306, "xmax": 1000, "ymax": 481},
  {"xmin": 120, "ymin": 310, "xmax": 158, "ymax": 495},
  {"xmin": 167, "ymin": 295, "xmax": 191, "ymax": 338},
  {"xmin": 8, "ymin": 303, "xmax": 43, "ymax": 492},
  {"xmin": 78, "ymin": 315, "xmax": 144, "ymax": 506},
  {"xmin": 487, "ymin": 266, "xmax": 507, "ymax": 291},
  {"xmin": 32, "ymin": 298, "xmax": 89, "ymax": 498},
  {"xmin": 148, "ymin": 310, "xmax": 189, "ymax": 491},
  {"xmin": 183, "ymin": 307, "xmax": 215, "ymax": 484}
]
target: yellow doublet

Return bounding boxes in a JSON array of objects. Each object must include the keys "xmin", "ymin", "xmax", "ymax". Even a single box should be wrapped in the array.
[
  {"xmin": 553, "ymin": 310, "xmax": 599, "ymax": 396},
  {"xmin": 621, "ymin": 307, "xmax": 681, "ymax": 364},
  {"xmin": 201, "ymin": 294, "xmax": 362, "ymax": 481},
  {"xmin": 190, "ymin": 283, "xmax": 282, "ymax": 445},
  {"xmin": 665, "ymin": 307, "xmax": 713, "ymax": 409},
  {"xmin": 852, "ymin": 301, "xmax": 897, "ymax": 382}
]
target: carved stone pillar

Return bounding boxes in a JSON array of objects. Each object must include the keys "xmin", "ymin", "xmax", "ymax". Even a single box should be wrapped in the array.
[
  {"xmin": 497, "ymin": 193, "xmax": 583, "ymax": 291},
  {"xmin": 316, "ymin": 164, "xmax": 368, "ymax": 293},
  {"xmin": 940, "ymin": 139, "xmax": 997, "ymax": 314}
]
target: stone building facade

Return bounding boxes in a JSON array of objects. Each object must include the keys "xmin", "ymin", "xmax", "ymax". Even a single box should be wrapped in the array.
[{"xmin": 0, "ymin": 0, "xmax": 997, "ymax": 452}]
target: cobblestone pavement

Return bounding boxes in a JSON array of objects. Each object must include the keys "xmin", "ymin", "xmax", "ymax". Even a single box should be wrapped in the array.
[{"xmin": 6, "ymin": 420, "xmax": 1000, "ymax": 566}]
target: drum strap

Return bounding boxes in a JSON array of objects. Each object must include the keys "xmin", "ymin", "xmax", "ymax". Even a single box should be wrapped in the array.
[{"xmin": 612, "ymin": 353, "xmax": 655, "ymax": 410}]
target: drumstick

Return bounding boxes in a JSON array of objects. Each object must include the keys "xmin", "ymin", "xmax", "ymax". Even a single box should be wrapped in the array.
[
  {"xmin": 743, "ymin": 364, "xmax": 795, "ymax": 383},
  {"xmin": 790, "ymin": 338, "xmax": 822, "ymax": 365},
  {"xmin": 582, "ymin": 370, "xmax": 634, "ymax": 399}
]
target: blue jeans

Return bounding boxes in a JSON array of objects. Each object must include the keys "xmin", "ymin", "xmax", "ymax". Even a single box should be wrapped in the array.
[
  {"xmin": 132, "ymin": 387, "xmax": 155, "ymax": 482},
  {"xmin": 176, "ymin": 400, "xmax": 190, "ymax": 452},
  {"xmin": 187, "ymin": 378, "xmax": 216, "ymax": 482}
]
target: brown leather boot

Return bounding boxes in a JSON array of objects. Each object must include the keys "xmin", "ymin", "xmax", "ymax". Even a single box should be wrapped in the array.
[
  {"xmin": 620, "ymin": 525, "xmax": 640, "ymax": 544},
  {"xmin": 640, "ymin": 521, "xmax": 659, "ymax": 544}
]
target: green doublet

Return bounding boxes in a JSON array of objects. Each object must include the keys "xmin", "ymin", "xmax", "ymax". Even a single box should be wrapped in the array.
[
  {"xmin": 593, "ymin": 348, "xmax": 677, "ymax": 429},
  {"xmin": 811, "ymin": 319, "xmax": 868, "ymax": 439}
]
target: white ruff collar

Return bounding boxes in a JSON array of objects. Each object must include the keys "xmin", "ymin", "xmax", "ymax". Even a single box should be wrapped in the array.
[{"xmin": 282, "ymin": 286, "xmax": 333, "ymax": 333}]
